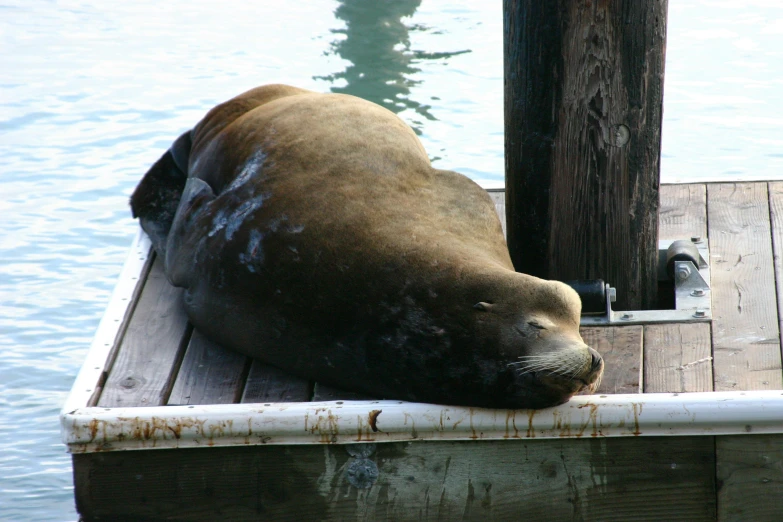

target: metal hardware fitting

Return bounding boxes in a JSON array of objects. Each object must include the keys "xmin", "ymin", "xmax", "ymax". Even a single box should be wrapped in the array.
[{"xmin": 579, "ymin": 239, "xmax": 711, "ymax": 326}]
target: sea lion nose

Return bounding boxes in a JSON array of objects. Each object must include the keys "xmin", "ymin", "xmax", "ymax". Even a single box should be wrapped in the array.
[{"xmin": 588, "ymin": 347, "xmax": 603, "ymax": 371}]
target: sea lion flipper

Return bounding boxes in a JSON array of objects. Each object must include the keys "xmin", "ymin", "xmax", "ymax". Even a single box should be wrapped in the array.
[
  {"xmin": 169, "ymin": 130, "xmax": 192, "ymax": 173},
  {"xmin": 130, "ymin": 130, "xmax": 192, "ymax": 259},
  {"xmin": 164, "ymin": 177, "xmax": 215, "ymax": 287}
]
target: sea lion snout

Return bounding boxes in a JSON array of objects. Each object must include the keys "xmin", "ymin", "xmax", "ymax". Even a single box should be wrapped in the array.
[{"xmin": 503, "ymin": 313, "xmax": 604, "ymax": 407}]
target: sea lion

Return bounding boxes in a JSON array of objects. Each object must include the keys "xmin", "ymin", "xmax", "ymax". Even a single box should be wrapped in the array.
[{"xmin": 130, "ymin": 84, "xmax": 603, "ymax": 409}]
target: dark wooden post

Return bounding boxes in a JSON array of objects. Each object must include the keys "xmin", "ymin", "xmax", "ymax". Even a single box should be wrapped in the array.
[{"xmin": 503, "ymin": 0, "xmax": 667, "ymax": 311}]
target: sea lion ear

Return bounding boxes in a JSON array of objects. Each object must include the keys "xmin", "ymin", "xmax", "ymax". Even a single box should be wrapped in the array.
[{"xmin": 473, "ymin": 302, "xmax": 494, "ymax": 312}]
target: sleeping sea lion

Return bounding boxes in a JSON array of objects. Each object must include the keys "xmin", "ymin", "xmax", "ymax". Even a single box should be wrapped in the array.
[{"xmin": 130, "ymin": 84, "xmax": 603, "ymax": 409}]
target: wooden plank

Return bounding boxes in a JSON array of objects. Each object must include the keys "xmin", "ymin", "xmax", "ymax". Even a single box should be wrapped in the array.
[
  {"xmin": 241, "ymin": 360, "xmax": 311, "ymax": 403},
  {"xmin": 710, "ymin": 182, "xmax": 783, "ymax": 521},
  {"xmin": 659, "ymin": 183, "xmax": 707, "ymax": 240},
  {"xmin": 716, "ymin": 434, "xmax": 783, "ymax": 522},
  {"xmin": 98, "ymin": 257, "xmax": 190, "ymax": 407},
  {"xmin": 312, "ymin": 383, "xmax": 376, "ymax": 402},
  {"xmin": 167, "ymin": 329, "xmax": 251, "ymax": 405},
  {"xmin": 646, "ymin": 184, "xmax": 713, "ymax": 394},
  {"xmin": 643, "ymin": 324, "xmax": 713, "ymax": 393},
  {"xmin": 581, "ymin": 326, "xmax": 643, "ymax": 395},
  {"xmin": 87, "ymin": 243, "xmax": 156, "ymax": 407},
  {"xmin": 74, "ymin": 436, "xmax": 716, "ymax": 522},
  {"xmin": 707, "ymin": 182, "xmax": 782, "ymax": 391},
  {"xmin": 647, "ymin": 186, "xmax": 716, "ymax": 515},
  {"xmin": 766, "ymin": 181, "xmax": 783, "ymax": 366}
]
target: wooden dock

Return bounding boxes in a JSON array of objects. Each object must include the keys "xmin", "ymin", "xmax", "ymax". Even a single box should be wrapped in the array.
[{"xmin": 68, "ymin": 183, "xmax": 783, "ymax": 521}]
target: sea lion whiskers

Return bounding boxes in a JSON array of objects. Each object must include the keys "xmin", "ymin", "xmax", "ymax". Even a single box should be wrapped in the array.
[
  {"xmin": 510, "ymin": 353, "xmax": 586, "ymax": 377},
  {"xmin": 511, "ymin": 351, "xmax": 598, "ymax": 389}
]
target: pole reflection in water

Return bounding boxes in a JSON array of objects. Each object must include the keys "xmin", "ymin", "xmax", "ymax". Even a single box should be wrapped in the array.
[{"xmin": 316, "ymin": 0, "xmax": 470, "ymax": 132}]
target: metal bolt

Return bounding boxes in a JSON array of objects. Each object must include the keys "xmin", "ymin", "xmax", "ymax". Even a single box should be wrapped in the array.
[
  {"xmin": 693, "ymin": 309, "xmax": 706, "ymax": 318},
  {"xmin": 346, "ymin": 458, "xmax": 379, "ymax": 489},
  {"xmin": 621, "ymin": 313, "xmax": 634, "ymax": 320},
  {"xmin": 690, "ymin": 289, "xmax": 706, "ymax": 297},
  {"xmin": 608, "ymin": 286, "xmax": 617, "ymax": 303},
  {"xmin": 676, "ymin": 264, "xmax": 692, "ymax": 281},
  {"xmin": 691, "ymin": 235, "xmax": 702, "ymax": 243}
]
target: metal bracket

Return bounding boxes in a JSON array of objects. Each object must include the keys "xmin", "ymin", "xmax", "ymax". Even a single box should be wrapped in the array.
[{"xmin": 580, "ymin": 239, "xmax": 711, "ymax": 326}]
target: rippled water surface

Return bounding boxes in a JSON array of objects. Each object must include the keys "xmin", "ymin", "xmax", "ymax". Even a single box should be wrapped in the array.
[{"xmin": 1, "ymin": 1, "xmax": 781, "ymax": 519}]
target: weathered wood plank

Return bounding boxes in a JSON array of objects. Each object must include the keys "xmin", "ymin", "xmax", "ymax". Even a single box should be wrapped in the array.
[
  {"xmin": 646, "ymin": 184, "xmax": 713, "ymax": 395},
  {"xmin": 643, "ymin": 324, "xmax": 713, "ymax": 393},
  {"xmin": 87, "ymin": 243, "xmax": 156, "ymax": 406},
  {"xmin": 74, "ymin": 436, "xmax": 716, "ymax": 522},
  {"xmin": 711, "ymin": 182, "xmax": 783, "ymax": 521},
  {"xmin": 766, "ymin": 181, "xmax": 783, "ymax": 366},
  {"xmin": 167, "ymin": 329, "xmax": 251, "ymax": 405},
  {"xmin": 581, "ymin": 326, "xmax": 643, "ymax": 394},
  {"xmin": 241, "ymin": 360, "xmax": 312, "ymax": 403},
  {"xmin": 658, "ymin": 184, "xmax": 707, "ymax": 240},
  {"xmin": 707, "ymin": 182, "xmax": 781, "ymax": 391},
  {"xmin": 716, "ymin": 434, "xmax": 783, "ymax": 522},
  {"xmin": 98, "ymin": 257, "xmax": 190, "ymax": 407}
]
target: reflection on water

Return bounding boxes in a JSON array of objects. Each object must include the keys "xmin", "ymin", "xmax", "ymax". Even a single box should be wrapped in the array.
[{"xmin": 318, "ymin": 0, "xmax": 470, "ymax": 129}]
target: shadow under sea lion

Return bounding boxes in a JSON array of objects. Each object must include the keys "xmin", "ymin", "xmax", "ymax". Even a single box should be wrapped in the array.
[{"xmin": 130, "ymin": 84, "xmax": 604, "ymax": 409}]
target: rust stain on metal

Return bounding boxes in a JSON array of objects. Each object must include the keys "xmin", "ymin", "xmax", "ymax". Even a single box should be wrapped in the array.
[
  {"xmin": 469, "ymin": 408, "xmax": 478, "ymax": 439},
  {"xmin": 353, "ymin": 414, "xmax": 377, "ymax": 442},
  {"xmin": 575, "ymin": 402, "xmax": 601, "ymax": 437},
  {"xmin": 504, "ymin": 410, "xmax": 520, "ymax": 439},
  {"xmin": 631, "ymin": 402, "xmax": 643, "ymax": 435},
  {"xmin": 552, "ymin": 410, "xmax": 573, "ymax": 438},
  {"xmin": 526, "ymin": 409, "xmax": 536, "ymax": 438},
  {"xmin": 83, "ymin": 416, "xmax": 211, "ymax": 450},
  {"xmin": 305, "ymin": 409, "xmax": 340, "ymax": 443},
  {"xmin": 403, "ymin": 412, "xmax": 418, "ymax": 439},
  {"xmin": 368, "ymin": 409, "xmax": 382, "ymax": 432}
]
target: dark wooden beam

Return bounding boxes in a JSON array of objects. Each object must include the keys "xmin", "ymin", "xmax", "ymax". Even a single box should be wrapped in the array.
[{"xmin": 504, "ymin": 0, "xmax": 667, "ymax": 310}]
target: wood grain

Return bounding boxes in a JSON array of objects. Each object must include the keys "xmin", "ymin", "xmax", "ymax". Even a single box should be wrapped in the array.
[
  {"xmin": 241, "ymin": 360, "xmax": 311, "ymax": 403},
  {"xmin": 644, "ymin": 324, "xmax": 713, "ymax": 393},
  {"xmin": 646, "ymin": 184, "xmax": 713, "ymax": 394},
  {"xmin": 581, "ymin": 326, "xmax": 643, "ymax": 394},
  {"xmin": 766, "ymin": 182, "xmax": 783, "ymax": 366},
  {"xmin": 74, "ymin": 435, "xmax": 716, "ymax": 522},
  {"xmin": 716, "ymin": 434, "xmax": 783, "ymax": 522},
  {"xmin": 504, "ymin": 0, "xmax": 666, "ymax": 310},
  {"xmin": 707, "ymin": 182, "xmax": 781, "ymax": 391},
  {"xmin": 167, "ymin": 329, "xmax": 251, "ymax": 405},
  {"xmin": 658, "ymin": 184, "xmax": 707, "ymax": 240},
  {"xmin": 98, "ymin": 257, "xmax": 190, "ymax": 407},
  {"xmin": 710, "ymin": 183, "xmax": 783, "ymax": 521}
]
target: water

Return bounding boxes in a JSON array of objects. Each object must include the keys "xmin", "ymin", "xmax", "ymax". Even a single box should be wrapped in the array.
[{"xmin": 0, "ymin": 1, "xmax": 780, "ymax": 519}]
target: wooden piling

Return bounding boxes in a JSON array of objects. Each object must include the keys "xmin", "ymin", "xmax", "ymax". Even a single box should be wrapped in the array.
[{"xmin": 503, "ymin": 0, "xmax": 668, "ymax": 310}]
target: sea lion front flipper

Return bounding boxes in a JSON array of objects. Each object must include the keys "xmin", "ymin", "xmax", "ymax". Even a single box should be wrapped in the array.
[
  {"xmin": 164, "ymin": 177, "xmax": 215, "ymax": 287},
  {"xmin": 129, "ymin": 130, "xmax": 192, "ymax": 259}
]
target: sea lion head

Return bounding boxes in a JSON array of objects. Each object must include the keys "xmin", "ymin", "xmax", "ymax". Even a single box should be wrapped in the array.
[{"xmin": 470, "ymin": 272, "xmax": 603, "ymax": 409}]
